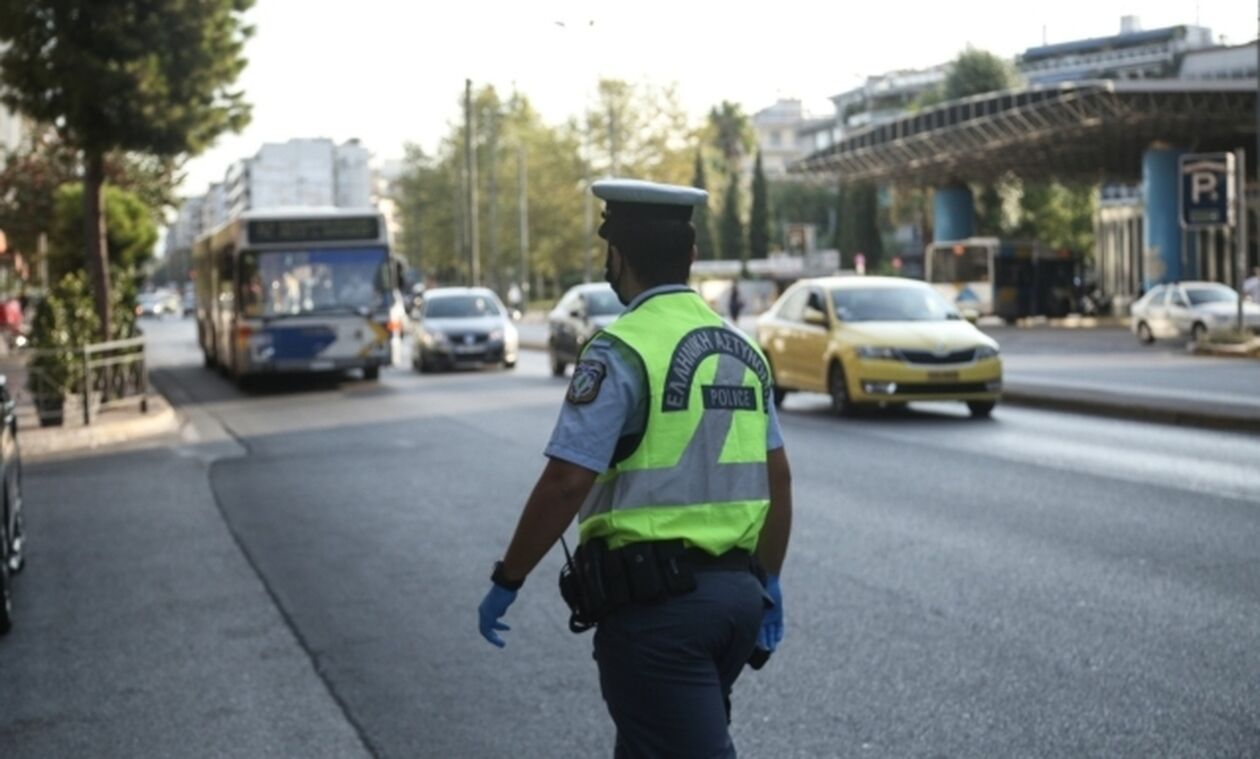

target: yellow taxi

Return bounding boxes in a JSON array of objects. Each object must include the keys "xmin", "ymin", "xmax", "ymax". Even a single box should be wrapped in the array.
[{"xmin": 756, "ymin": 276, "xmax": 1002, "ymax": 417}]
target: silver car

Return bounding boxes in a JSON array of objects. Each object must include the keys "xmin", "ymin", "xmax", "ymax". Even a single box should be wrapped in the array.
[
  {"xmin": 547, "ymin": 283, "xmax": 624, "ymax": 377},
  {"xmin": 412, "ymin": 287, "xmax": 519, "ymax": 372},
  {"xmin": 1130, "ymin": 281, "xmax": 1260, "ymax": 344}
]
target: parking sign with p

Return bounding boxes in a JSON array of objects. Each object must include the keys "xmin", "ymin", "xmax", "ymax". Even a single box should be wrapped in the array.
[{"xmin": 1180, "ymin": 152, "xmax": 1235, "ymax": 229}]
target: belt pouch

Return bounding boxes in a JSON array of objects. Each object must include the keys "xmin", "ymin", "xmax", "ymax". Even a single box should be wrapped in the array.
[
  {"xmin": 578, "ymin": 539, "xmax": 610, "ymax": 614},
  {"xmin": 655, "ymin": 540, "xmax": 697, "ymax": 595},
  {"xmin": 622, "ymin": 542, "xmax": 666, "ymax": 602}
]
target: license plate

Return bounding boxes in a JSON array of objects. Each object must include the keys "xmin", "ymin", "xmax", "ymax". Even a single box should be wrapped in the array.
[
  {"xmin": 927, "ymin": 370, "xmax": 959, "ymax": 381},
  {"xmin": 310, "ymin": 360, "xmax": 335, "ymax": 370},
  {"xmin": 454, "ymin": 345, "xmax": 483, "ymax": 354}
]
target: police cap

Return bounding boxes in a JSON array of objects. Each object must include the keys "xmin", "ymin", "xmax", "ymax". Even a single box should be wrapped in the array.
[{"xmin": 593, "ymin": 179, "xmax": 708, "ymax": 240}]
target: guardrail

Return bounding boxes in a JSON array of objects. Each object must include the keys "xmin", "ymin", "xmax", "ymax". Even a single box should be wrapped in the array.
[{"xmin": 10, "ymin": 336, "xmax": 148, "ymax": 427}]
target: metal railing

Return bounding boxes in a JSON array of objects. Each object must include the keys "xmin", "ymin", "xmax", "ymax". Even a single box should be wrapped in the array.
[{"xmin": 7, "ymin": 336, "xmax": 148, "ymax": 427}]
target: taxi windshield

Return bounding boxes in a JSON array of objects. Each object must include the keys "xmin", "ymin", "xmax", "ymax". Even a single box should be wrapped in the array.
[{"xmin": 831, "ymin": 287, "xmax": 959, "ymax": 322}]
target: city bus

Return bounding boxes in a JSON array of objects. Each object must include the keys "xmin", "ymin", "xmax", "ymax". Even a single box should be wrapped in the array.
[
  {"xmin": 192, "ymin": 208, "xmax": 405, "ymax": 382},
  {"xmin": 924, "ymin": 237, "xmax": 1079, "ymax": 322}
]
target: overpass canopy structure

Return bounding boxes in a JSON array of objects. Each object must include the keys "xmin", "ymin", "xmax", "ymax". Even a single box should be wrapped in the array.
[{"xmin": 792, "ymin": 79, "xmax": 1257, "ymax": 185}]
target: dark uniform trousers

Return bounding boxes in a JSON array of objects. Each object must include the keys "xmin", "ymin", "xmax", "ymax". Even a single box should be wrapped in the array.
[{"xmin": 593, "ymin": 569, "xmax": 765, "ymax": 759}]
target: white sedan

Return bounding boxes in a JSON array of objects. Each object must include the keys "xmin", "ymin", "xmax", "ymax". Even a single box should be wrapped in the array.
[{"xmin": 1130, "ymin": 281, "xmax": 1260, "ymax": 344}]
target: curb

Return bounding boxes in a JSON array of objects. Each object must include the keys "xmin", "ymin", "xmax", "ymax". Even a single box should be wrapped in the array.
[
  {"xmin": 1000, "ymin": 385, "xmax": 1260, "ymax": 434},
  {"xmin": 20, "ymin": 392, "xmax": 181, "ymax": 459},
  {"xmin": 519, "ymin": 342, "xmax": 1259, "ymax": 433}
]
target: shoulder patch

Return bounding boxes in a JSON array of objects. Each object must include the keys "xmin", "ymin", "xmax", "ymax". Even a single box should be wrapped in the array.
[{"xmin": 566, "ymin": 360, "xmax": 607, "ymax": 405}]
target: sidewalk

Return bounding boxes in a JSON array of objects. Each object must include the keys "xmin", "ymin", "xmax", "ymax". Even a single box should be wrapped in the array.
[
  {"xmin": 516, "ymin": 315, "xmax": 1260, "ymax": 434},
  {"xmin": 19, "ymin": 393, "xmax": 181, "ymax": 459}
]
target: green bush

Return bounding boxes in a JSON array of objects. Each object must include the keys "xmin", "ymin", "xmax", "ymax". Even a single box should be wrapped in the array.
[{"xmin": 27, "ymin": 272, "xmax": 99, "ymax": 426}]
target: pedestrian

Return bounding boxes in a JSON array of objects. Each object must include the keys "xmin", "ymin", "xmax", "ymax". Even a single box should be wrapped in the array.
[
  {"xmin": 478, "ymin": 178, "xmax": 794, "ymax": 758},
  {"xmin": 1244, "ymin": 266, "xmax": 1260, "ymax": 303},
  {"xmin": 728, "ymin": 280, "xmax": 743, "ymax": 324}
]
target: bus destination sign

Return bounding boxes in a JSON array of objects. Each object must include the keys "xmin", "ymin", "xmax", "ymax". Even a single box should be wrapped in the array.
[{"xmin": 248, "ymin": 217, "xmax": 380, "ymax": 244}]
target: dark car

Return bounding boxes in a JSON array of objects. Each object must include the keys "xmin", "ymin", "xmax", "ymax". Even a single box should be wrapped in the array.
[
  {"xmin": 0, "ymin": 374, "xmax": 25, "ymax": 635},
  {"xmin": 547, "ymin": 283, "xmax": 624, "ymax": 377}
]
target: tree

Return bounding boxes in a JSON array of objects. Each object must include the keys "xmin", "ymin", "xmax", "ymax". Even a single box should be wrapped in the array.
[
  {"xmin": 705, "ymin": 101, "xmax": 754, "ymax": 171},
  {"xmin": 1013, "ymin": 180, "xmax": 1097, "ymax": 257},
  {"xmin": 719, "ymin": 169, "xmax": 745, "ymax": 262},
  {"xmin": 944, "ymin": 48, "xmax": 1018, "ymax": 100},
  {"xmin": 690, "ymin": 152, "xmax": 716, "ymax": 259},
  {"xmin": 47, "ymin": 184, "xmax": 157, "ymax": 285},
  {"xmin": 835, "ymin": 181, "xmax": 883, "ymax": 268},
  {"xmin": 0, "ymin": 0, "xmax": 253, "ymax": 339},
  {"xmin": 748, "ymin": 152, "xmax": 770, "ymax": 260},
  {"xmin": 0, "ymin": 129, "xmax": 179, "ymax": 262}
]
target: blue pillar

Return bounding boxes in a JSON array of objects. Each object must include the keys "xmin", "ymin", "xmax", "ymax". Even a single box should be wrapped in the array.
[
  {"xmin": 1141, "ymin": 146, "xmax": 1185, "ymax": 289},
  {"xmin": 933, "ymin": 184, "xmax": 975, "ymax": 242}
]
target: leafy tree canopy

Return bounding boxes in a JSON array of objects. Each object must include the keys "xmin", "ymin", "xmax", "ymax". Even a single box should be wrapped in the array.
[{"xmin": 0, "ymin": 0, "xmax": 254, "ymax": 157}]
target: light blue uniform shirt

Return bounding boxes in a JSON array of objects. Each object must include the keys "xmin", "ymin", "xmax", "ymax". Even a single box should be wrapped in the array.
[{"xmin": 545, "ymin": 284, "xmax": 785, "ymax": 474}]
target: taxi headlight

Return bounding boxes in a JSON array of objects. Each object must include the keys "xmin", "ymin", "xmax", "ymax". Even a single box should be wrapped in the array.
[
  {"xmin": 975, "ymin": 345, "xmax": 1000, "ymax": 360},
  {"xmin": 856, "ymin": 346, "xmax": 902, "ymax": 360}
]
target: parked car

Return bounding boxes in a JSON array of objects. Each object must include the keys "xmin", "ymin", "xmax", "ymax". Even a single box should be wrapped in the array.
[
  {"xmin": 411, "ymin": 287, "xmax": 518, "ymax": 372},
  {"xmin": 0, "ymin": 374, "xmax": 25, "ymax": 635},
  {"xmin": 1130, "ymin": 281, "xmax": 1260, "ymax": 345},
  {"xmin": 756, "ymin": 276, "xmax": 1002, "ymax": 417},
  {"xmin": 547, "ymin": 282, "xmax": 625, "ymax": 377}
]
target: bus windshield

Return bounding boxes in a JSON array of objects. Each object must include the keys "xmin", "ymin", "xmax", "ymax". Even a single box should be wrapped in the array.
[
  {"xmin": 928, "ymin": 245, "xmax": 990, "ymax": 283},
  {"xmin": 831, "ymin": 287, "xmax": 960, "ymax": 322},
  {"xmin": 239, "ymin": 247, "xmax": 388, "ymax": 318}
]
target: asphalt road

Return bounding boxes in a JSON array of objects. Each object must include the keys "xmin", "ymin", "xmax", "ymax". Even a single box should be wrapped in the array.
[{"xmin": 3, "ymin": 317, "xmax": 1259, "ymax": 758}]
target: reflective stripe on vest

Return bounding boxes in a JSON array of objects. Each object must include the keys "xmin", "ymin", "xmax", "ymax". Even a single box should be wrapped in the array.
[{"xmin": 577, "ymin": 291, "xmax": 771, "ymax": 554}]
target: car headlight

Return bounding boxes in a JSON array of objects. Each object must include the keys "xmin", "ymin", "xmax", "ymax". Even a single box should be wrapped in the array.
[
  {"xmin": 1212, "ymin": 313, "xmax": 1232, "ymax": 324},
  {"xmin": 424, "ymin": 329, "xmax": 448, "ymax": 345},
  {"xmin": 856, "ymin": 346, "xmax": 902, "ymax": 360},
  {"xmin": 488, "ymin": 329, "xmax": 504, "ymax": 342},
  {"xmin": 975, "ymin": 345, "xmax": 1000, "ymax": 359}
]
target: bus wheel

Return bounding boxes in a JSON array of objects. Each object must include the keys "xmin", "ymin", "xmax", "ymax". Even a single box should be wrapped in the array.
[
  {"xmin": 363, "ymin": 366, "xmax": 380, "ymax": 381},
  {"xmin": 828, "ymin": 362, "xmax": 851, "ymax": 417}
]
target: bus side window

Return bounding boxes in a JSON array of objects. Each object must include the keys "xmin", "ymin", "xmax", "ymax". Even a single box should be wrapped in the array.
[{"xmin": 217, "ymin": 247, "xmax": 235, "ymax": 307}]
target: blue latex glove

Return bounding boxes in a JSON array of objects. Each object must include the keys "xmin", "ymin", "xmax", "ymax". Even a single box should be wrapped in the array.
[
  {"xmin": 757, "ymin": 574, "xmax": 784, "ymax": 652},
  {"xmin": 478, "ymin": 584, "xmax": 518, "ymax": 648}
]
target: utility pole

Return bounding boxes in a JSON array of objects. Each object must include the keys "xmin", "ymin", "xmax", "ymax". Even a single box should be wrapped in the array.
[
  {"xmin": 464, "ymin": 79, "xmax": 480, "ymax": 286},
  {"xmin": 583, "ymin": 121, "xmax": 594, "ymax": 283},
  {"xmin": 487, "ymin": 104, "xmax": 499, "ymax": 292},
  {"xmin": 518, "ymin": 144, "xmax": 529, "ymax": 302},
  {"xmin": 1238, "ymin": 148, "xmax": 1248, "ymax": 332},
  {"xmin": 608, "ymin": 99, "xmax": 619, "ymax": 177}
]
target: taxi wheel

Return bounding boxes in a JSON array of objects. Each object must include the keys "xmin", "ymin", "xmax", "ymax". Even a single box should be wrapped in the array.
[
  {"xmin": 968, "ymin": 401, "xmax": 996, "ymax": 418},
  {"xmin": 828, "ymin": 362, "xmax": 851, "ymax": 417},
  {"xmin": 1136, "ymin": 321, "xmax": 1154, "ymax": 344}
]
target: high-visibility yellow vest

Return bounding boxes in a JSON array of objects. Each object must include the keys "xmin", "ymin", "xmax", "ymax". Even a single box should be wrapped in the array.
[{"xmin": 577, "ymin": 290, "xmax": 772, "ymax": 555}]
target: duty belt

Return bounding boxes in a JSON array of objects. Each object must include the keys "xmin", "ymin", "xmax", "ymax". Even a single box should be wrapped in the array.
[{"xmin": 559, "ymin": 538, "xmax": 761, "ymax": 634}]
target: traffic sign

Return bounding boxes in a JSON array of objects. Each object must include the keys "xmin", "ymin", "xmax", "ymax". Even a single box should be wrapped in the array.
[{"xmin": 1179, "ymin": 152, "xmax": 1235, "ymax": 229}]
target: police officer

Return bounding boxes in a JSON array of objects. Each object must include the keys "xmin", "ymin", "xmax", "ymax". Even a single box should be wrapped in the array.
[{"xmin": 478, "ymin": 178, "xmax": 793, "ymax": 758}]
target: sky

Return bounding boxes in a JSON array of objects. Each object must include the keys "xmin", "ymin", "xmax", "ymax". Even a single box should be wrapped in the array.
[{"xmin": 179, "ymin": 0, "xmax": 1254, "ymax": 197}]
